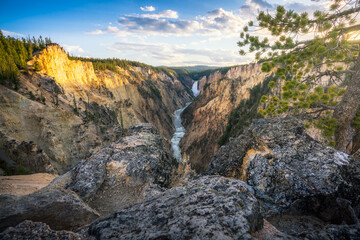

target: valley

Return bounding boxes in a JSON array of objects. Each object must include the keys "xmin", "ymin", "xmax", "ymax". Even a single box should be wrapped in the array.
[
  {"xmin": 1, "ymin": 0, "xmax": 360, "ymax": 235},
  {"xmin": 0, "ymin": 44, "xmax": 193, "ymax": 175}
]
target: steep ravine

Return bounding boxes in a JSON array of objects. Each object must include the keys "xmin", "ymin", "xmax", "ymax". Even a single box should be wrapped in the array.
[
  {"xmin": 181, "ymin": 64, "xmax": 270, "ymax": 172},
  {"xmin": 0, "ymin": 44, "xmax": 192, "ymax": 175},
  {"xmin": 171, "ymin": 81, "xmax": 199, "ymax": 161}
]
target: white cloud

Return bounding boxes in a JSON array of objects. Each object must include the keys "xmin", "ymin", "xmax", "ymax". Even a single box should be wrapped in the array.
[
  {"xmin": 89, "ymin": 7, "xmax": 250, "ymax": 36},
  {"xmin": 108, "ymin": 41, "xmax": 249, "ymax": 66},
  {"xmin": 87, "ymin": 26, "xmax": 121, "ymax": 35},
  {"xmin": 140, "ymin": 6, "xmax": 156, "ymax": 12},
  {"xmin": 63, "ymin": 44, "xmax": 85, "ymax": 55},
  {"xmin": 1, "ymin": 29, "xmax": 24, "ymax": 37},
  {"xmin": 142, "ymin": 10, "xmax": 179, "ymax": 19},
  {"xmin": 85, "ymin": 0, "xmax": 334, "ymax": 65}
]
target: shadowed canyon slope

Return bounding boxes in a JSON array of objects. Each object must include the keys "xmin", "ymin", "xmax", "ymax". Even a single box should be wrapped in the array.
[
  {"xmin": 181, "ymin": 64, "xmax": 270, "ymax": 172},
  {"xmin": 0, "ymin": 44, "xmax": 192, "ymax": 174}
]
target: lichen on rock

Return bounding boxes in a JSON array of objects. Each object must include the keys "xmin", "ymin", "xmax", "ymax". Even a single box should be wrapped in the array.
[
  {"xmin": 65, "ymin": 123, "xmax": 178, "ymax": 214},
  {"xmin": 85, "ymin": 176, "xmax": 264, "ymax": 240}
]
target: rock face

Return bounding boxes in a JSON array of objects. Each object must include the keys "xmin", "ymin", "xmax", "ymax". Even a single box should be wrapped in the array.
[
  {"xmin": 86, "ymin": 176, "xmax": 263, "ymax": 240},
  {"xmin": 0, "ymin": 220, "xmax": 81, "ymax": 240},
  {"xmin": 2, "ymin": 118, "xmax": 359, "ymax": 239},
  {"xmin": 34, "ymin": 45, "xmax": 192, "ymax": 140},
  {"xmin": 65, "ymin": 123, "xmax": 178, "ymax": 215},
  {"xmin": 268, "ymin": 214, "xmax": 360, "ymax": 239},
  {"xmin": 0, "ymin": 44, "xmax": 192, "ymax": 174},
  {"xmin": 181, "ymin": 63, "xmax": 269, "ymax": 172},
  {"xmin": 0, "ymin": 186, "xmax": 99, "ymax": 232},
  {"xmin": 207, "ymin": 117, "xmax": 360, "ymax": 225},
  {"xmin": 0, "ymin": 136, "xmax": 55, "ymax": 174},
  {"xmin": 0, "ymin": 123, "xmax": 179, "ymax": 232}
]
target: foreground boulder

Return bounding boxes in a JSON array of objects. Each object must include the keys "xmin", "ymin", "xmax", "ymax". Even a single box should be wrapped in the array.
[
  {"xmin": 0, "ymin": 220, "xmax": 81, "ymax": 240},
  {"xmin": 65, "ymin": 123, "xmax": 178, "ymax": 214},
  {"xmin": 268, "ymin": 214, "xmax": 360, "ymax": 239},
  {"xmin": 0, "ymin": 186, "xmax": 99, "ymax": 232},
  {"xmin": 207, "ymin": 117, "xmax": 360, "ymax": 224},
  {"xmin": 84, "ymin": 176, "xmax": 264, "ymax": 240}
]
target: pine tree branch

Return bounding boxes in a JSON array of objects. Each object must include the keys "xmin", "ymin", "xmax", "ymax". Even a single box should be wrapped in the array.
[{"xmin": 316, "ymin": 102, "xmax": 337, "ymax": 110}]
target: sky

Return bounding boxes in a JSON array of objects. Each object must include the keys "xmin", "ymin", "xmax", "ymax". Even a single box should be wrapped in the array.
[{"xmin": 0, "ymin": 0, "xmax": 328, "ymax": 66}]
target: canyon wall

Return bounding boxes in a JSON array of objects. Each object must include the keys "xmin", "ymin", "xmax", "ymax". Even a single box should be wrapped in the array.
[
  {"xmin": 0, "ymin": 45, "xmax": 192, "ymax": 174},
  {"xmin": 181, "ymin": 63, "xmax": 270, "ymax": 172}
]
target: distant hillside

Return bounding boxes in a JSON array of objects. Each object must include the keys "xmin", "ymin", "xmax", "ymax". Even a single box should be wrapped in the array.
[{"xmin": 168, "ymin": 65, "xmax": 240, "ymax": 81}]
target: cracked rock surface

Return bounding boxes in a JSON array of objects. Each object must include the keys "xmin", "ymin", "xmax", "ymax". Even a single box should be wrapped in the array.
[
  {"xmin": 65, "ymin": 123, "xmax": 178, "ymax": 214},
  {"xmin": 85, "ymin": 176, "xmax": 263, "ymax": 240},
  {"xmin": 207, "ymin": 117, "xmax": 360, "ymax": 220},
  {"xmin": 0, "ymin": 186, "xmax": 99, "ymax": 232},
  {"xmin": 0, "ymin": 220, "xmax": 81, "ymax": 240}
]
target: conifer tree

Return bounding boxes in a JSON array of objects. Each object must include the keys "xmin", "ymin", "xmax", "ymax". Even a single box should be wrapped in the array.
[
  {"xmin": 0, "ymin": 30, "xmax": 51, "ymax": 89},
  {"xmin": 238, "ymin": 0, "xmax": 360, "ymax": 153}
]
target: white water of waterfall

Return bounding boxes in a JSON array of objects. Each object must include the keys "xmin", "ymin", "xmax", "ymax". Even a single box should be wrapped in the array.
[
  {"xmin": 171, "ymin": 81, "xmax": 200, "ymax": 162},
  {"xmin": 171, "ymin": 102, "xmax": 191, "ymax": 162},
  {"xmin": 192, "ymin": 80, "xmax": 200, "ymax": 97}
]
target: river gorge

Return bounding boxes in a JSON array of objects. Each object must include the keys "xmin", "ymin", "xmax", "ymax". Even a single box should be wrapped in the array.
[{"xmin": 171, "ymin": 80, "xmax": 200, "ymax": 161}]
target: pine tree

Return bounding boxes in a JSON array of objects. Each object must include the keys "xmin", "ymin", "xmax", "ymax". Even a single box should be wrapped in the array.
[
  {"xmin": 238, "ymin": 0, "xmax": 360, "ymax": 153},
  {"xmin": 0, "ymin": 31, "xmax": 52, "ymax": 89}
]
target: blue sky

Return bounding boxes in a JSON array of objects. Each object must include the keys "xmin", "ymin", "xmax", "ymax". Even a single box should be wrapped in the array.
[{"xmin": 0, "ymin": 0, "xmax": 327, "ymax": 66}]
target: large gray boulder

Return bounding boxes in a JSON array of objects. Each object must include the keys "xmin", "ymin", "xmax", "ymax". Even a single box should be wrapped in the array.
[
  {"xmin": 85, "ymin": 176, "xmax": 264, "ymax": 240},
  {"xmin": 0, "ymin": 186, "xmax": 99, "ymax": 232},
  {"xmin": 268, "ymin": 214, "xmax": 360, "ymax": 239},
  {"xmin": 206, "ymin": 117, "xmax": 360, "ymax": 223},
  {"xmin": 0, "ymin": 220, "xmax": 81, "ymax": 240},
  {"xmin": 65, "ymin": 123, "xmax": 178, "ymax": 214}
]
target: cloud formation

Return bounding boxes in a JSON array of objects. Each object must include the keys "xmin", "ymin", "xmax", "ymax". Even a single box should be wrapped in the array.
[
  {"xmin": 87, "ymin": 0, "xmax": 276, "ymax": 37},
  {"xmin": 141, "ymin": 10, "xmax": 179, "ymax": 19},
  {"xmin": 64, "ymin": 44, "xmax": 85, "ymax": 56},
  {"xmin": 86, "ymin": 0, "xmax": 331, "ymax": 66},
  {"xmin": 140, "ymin": 6, "xmax": 156, "ymax": 12},
  {"xmin": 108, "ymin": 41, "xmax": 249, "ymax": 66},
  {"xmin": 88, "ymin": 7, "xmax": 250, "ymax": 36},
  {"xmin": 1, "ymin": 29, "xmax": 24, "ymax": 37},
  {"xmin": 89, "ymin": 0, "xmax": 320, "ymax": 37}
]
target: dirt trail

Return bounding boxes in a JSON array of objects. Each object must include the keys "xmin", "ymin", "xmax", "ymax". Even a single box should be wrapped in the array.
[{"xmin": 0, "ymin": 173, "xmax": 57, "ymax": 196}]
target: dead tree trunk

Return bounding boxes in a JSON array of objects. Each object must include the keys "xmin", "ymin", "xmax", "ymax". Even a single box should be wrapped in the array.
[{"xmin": 333, "ymin": 58, "xmax": 360, "ymax": 153}]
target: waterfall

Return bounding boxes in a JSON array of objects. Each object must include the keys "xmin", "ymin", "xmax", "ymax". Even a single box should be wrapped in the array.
[{"xmin": 191, "ymin": 81, "xmax": 200, "ymax": 97}]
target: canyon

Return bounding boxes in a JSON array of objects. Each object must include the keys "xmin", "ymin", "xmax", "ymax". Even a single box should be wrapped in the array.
[
  {"xmin": 181, "ymin": 63, "xmax": 271, "ymax": 172},
  {"xmin": 0, "ymin": 44, "xmax": 192, "ymax": 175},
  {"xmin": 1, "ymin": 44, "xmax": 360, "ymax": 239}
]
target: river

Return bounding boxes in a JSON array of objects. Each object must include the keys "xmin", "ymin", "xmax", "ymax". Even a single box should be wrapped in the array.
[{"xmin": 171, "ymin": 81, "xmax": 200, "ymax": 162}]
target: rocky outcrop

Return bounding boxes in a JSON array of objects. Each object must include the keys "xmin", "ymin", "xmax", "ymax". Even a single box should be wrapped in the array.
[
  {"xmin": 65, "ymin": 123, "xmax": 178, "ymax": 215},
  {"xmin": 0, "ymin": 123, "xmax": 178, "ymax": 231},
  {"xmin": 206, "ymin": 118, "xmax": 360, "ymax": 219},
  {"xmin": 85, "ymin": 176, "xmax": 263, "ymax": 240},
  {"xmin": 0, "ymin": 185, "xmax": 99, "ymax": 232},
  {"xmin": 2, "ymin": 118, "xmax": 359, "ymax": 239},
  {"xmin": 268, "ymin": 214, "xmax": 360, "ymax": 239},
  {"xmin": 0, "ymin": 221, "xmax": 81, "ymax": 240},
  {"xmin": 0, "ymin": 136, "xmax": 55, "ymax": 174},
  {"xmin": 181, "ymin": 63, "xmax": 269, "ymax": 172},
  {"xmin": 0, "ymin": 176, "xmax": 283, "ymax": 239},
  {"xmin": 34, "ymin": 45, "xmax": 99, "ymax": 88},
  {"xmin": 206, "ymin": 117, "xmax": 360, "ymax": 238}
]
